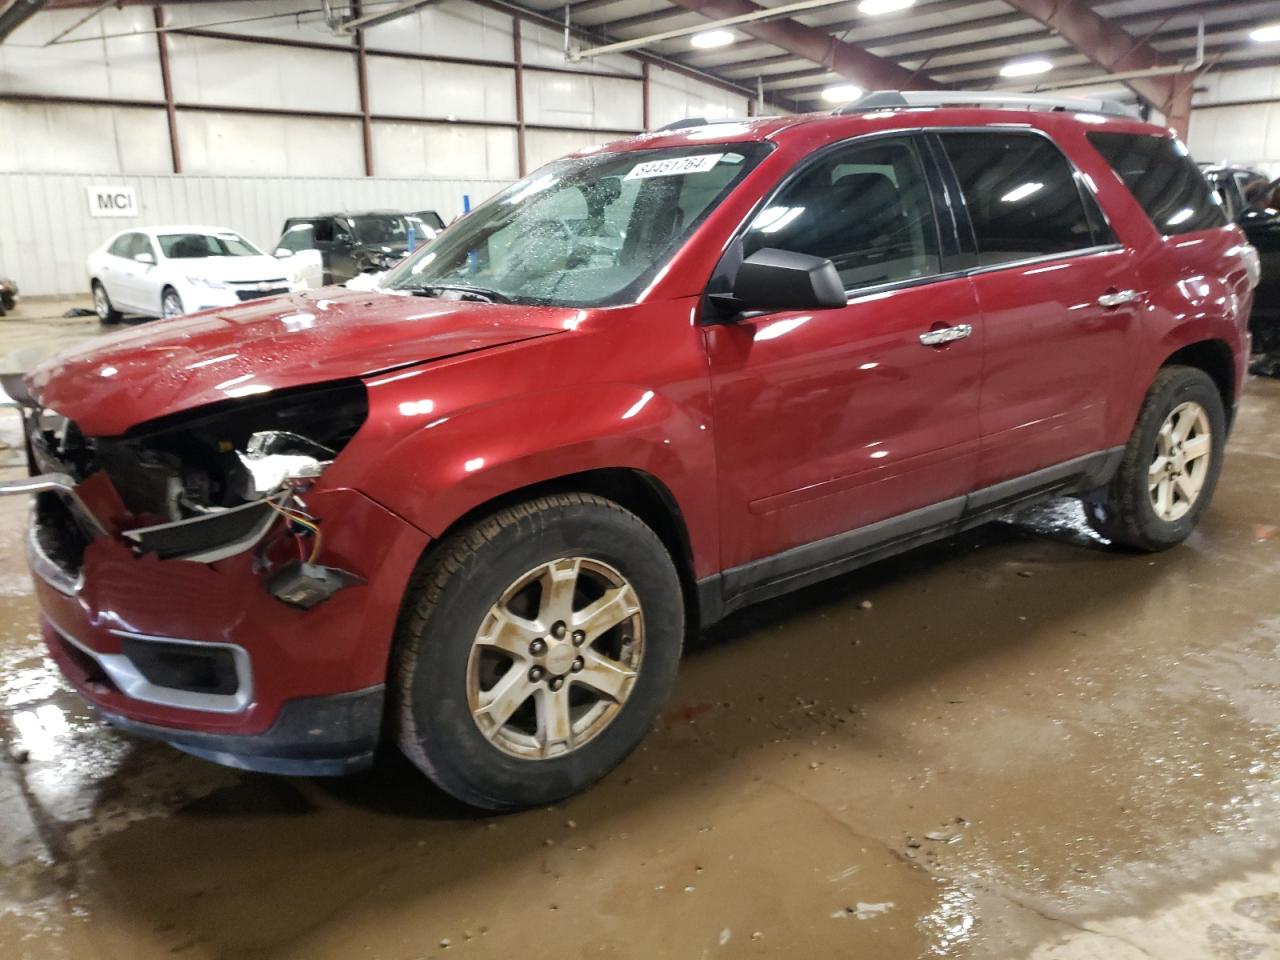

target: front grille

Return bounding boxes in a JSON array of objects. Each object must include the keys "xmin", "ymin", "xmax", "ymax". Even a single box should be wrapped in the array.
[
  {"xmin": 235, "ymin": 287, "xmax": 289, "ymax": 302},
  {"xmin": 228, "ymin": 279, "xmax": 290, "ymax": 303}
]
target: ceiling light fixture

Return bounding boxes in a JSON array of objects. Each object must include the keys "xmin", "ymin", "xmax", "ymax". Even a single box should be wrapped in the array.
[
  {"xmin": 1250, "ymin": 23, "xmax": 1280, "ymax": 43},
  {"xmin": 690, "ymin": 29, "xmax": 735, "ymax": 49},
  {"xmin": 821, "ymin": 84, "xmax": 864, "ymax": 103},
  {"xmin": 1000, "ymin": 58, "xmax": 1054, "ymax": 78},
  {"xmin": 857, "ymin": 0, "xmax": 915, "ymax": 14}
]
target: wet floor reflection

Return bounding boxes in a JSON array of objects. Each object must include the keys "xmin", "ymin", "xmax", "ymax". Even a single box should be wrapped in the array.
[{"xmin": 0, "ymin": 381, "xmax": 1278, "ymax": 958}]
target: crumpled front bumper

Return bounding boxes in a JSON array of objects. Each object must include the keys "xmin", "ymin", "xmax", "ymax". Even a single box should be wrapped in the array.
[{"xmin": 16, "ymin": 477, "xmax": 428, "ymax": 774}]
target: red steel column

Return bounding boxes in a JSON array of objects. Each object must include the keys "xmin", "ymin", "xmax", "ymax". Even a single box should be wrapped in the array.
[
  {"xmin": 353, "ymin": 1, "xmax": 373, "ymax": 176},
  {"xmin": 154, "ymin": 4, "xmax": 181, "ymax": 173},
  {"xmin": 514, "ymin": 15, "xmax": 527, "ymax": 177},
  {"xmin": 641, "ymin": 61, "xmax": 650, "ymax": 130}
]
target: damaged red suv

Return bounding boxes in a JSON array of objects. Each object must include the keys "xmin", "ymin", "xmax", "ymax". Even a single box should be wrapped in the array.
[{"xmin": 3, "ymin": 92, "xmax": 1259, "ymax": 809}]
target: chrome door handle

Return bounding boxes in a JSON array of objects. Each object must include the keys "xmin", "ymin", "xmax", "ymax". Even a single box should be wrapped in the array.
[
  {"xmin": 919, "ymin": 323, "xmax": 973, "ymax": 347},
  {"xmin": 1097, "ymin": 289, "xmax": 1141, "ymax": 308}
]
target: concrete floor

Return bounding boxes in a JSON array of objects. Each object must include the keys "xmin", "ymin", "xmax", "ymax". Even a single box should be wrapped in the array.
[{"xmin": 2, "ymin": 300, "xmax": 1280, "ymax": 959}]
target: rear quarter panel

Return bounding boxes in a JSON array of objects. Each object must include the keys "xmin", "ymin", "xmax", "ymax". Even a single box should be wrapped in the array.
[{"xmin": 1052, "ymin": 117, "xmax": 1253, "ymax": 438}]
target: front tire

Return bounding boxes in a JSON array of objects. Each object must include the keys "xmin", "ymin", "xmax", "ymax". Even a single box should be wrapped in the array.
[
  {"xmin": 394, "ymin": 493, "xmax": 684, "ymax": 810},
  {"xmin": 161, "ymin": 287, "xmax": 184, "ymax": 320},
  {"xmin": 1085, "ymin": 365, "xmax": 1226, "ymax": 551},
  {"xmin": 92, "ymin": 281, "xmax": 122, "ymax": 325}
]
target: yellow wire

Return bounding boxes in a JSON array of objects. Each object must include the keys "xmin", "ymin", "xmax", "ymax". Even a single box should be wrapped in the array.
[{"xmin": 267, "ymin": 500, "xmax": 323, "ymax": 563}]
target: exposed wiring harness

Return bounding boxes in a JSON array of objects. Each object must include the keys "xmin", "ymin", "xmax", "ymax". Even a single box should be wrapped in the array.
[{"xmin": 268, "ymin": 499, "xmax": 323, "ymax": 564}]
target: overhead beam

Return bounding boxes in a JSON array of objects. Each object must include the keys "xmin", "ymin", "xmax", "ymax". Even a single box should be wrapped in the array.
[
  {"xmin": 663, "ymin": 0, "xmax": 942, "ymax": 92},
  {"xmin": 568, "ymin": 0, "xmax": 630, "ymax": 16},
  {"xmin": 471, "ymin": 0, "xmax": 803, "ymax": 114},
  {"xmin": 998, "ymin": 0, "xmax": 1194, "ymax": 135},
  {"xmin": 0, "ymin": 0, "xmax": 48, "ymax": 43},
  {"xmin": 574, "ymin": 0, "xmax": 852, "ymax": 60},
  {"xmin": 335, "ymin": 0, "xmax": 437, "ymax": 34},
  {"xmin": 597, "ymin": 7, "xmax": 693, "ymax": 34}
]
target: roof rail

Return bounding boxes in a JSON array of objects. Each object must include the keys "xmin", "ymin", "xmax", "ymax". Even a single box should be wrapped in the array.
[
  {"xmin": 833, "ymin": 90, "xmax": 1139, "ymax": 120},
  {"xmin": 655, "ymin": 116, "xmax": 760, "ymax": 132}
]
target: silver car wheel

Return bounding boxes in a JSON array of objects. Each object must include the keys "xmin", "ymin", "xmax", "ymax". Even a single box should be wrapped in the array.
[
  {"xmin": 161, "ymin": 290, "xmax": 183, "ymax": 319},
  {"xmin": 1148, "ymin": 400, "xmax": 1212, "ymax": 522},
  {"xmin": 93, "ymin": 284, "xmax": 111, "ymax": 320},
  {"xmin": 467, "ymin": 556, "xmax": 644, "ymax": 760}
]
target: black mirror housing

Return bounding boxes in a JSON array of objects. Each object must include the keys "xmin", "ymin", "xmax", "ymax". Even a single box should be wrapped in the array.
[{"xmin": 728, "ymin": 248, "xmax": 847, "ymax": 313}]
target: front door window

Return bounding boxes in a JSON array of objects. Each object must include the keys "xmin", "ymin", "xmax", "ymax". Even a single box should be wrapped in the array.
[{"xmin": 742, "ymin": 136, "xmax": 943, "ymax": 291}]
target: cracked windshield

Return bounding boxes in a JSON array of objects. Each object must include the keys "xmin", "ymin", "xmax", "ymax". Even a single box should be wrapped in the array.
[{"xmin": 382, "ymin": 143, "xmax": 769, "ymax": 306}]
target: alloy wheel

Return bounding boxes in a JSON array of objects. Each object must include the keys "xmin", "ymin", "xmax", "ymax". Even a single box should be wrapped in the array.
[
  {"xmin": 93, "ymin": 285, "xmax": 110, "ymax": 320},
  {"xmin": 1148, "ymin": 400, "xmax": 1212, "ymax": 522},
  {"xmin": 466, "ymin": 556, "xmax": 644, "ymax": 760},
  {"xmin": 162, "ymin": 291, "xmax": 183, "ymax": 319}
]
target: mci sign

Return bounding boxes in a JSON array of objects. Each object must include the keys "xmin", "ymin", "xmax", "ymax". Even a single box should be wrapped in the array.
[{"xmin": 86, "ymin": 186, "xmax": 138, "ymax": 218}]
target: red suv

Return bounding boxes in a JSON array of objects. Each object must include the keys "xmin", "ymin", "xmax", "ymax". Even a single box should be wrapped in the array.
[{"xmin": 2, "ymin": 92, "xmax": 1259, "ymax": 809}]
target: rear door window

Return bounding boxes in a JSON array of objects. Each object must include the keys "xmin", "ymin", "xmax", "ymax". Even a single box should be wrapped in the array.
[
  {"xmin": 742, "ymin": 135, "xmax": 943, "ymax": 291},
  {"xmin": 939, "ymin": 132, "xmax": 1103, "ymax": 267},
  {"xmin": 1087, "ymin": 132, "xmax": 1227, "ymax": 235}
]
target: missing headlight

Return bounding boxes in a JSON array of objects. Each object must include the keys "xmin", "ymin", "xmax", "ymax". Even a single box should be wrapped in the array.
[
  {"xmin": 236, "ymin": 431, "xmax": 334, "ymax": 500},
  {"xmin": 98, "ymin": 380, "xmax": 367, "ymax": 521},
  {"xmin": 97, "ymin": 380, "xmax": 367, "ymax": 563}
]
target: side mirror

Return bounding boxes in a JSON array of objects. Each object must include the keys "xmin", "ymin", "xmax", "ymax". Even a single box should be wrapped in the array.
[
  {"xmin": 726, "ymin": 248, "xmax": 847, "ymax": 314},
  {"xmin": 135, "ymin": 251, "xmax": 155, "ymax": 265},
  {"xmin": 274, "ymin": 248, "xmax": 294, "ymax": 258}
]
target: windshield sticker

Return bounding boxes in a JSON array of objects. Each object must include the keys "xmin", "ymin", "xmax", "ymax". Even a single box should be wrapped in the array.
[{"xmin": 624, "ymin": 153, "xmax": 724, "ymax": 181}]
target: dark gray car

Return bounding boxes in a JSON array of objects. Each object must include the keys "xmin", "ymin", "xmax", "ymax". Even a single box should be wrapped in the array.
[{"xmin": 273, "ymin": 212, "xmax": 421, "ymax": 284}]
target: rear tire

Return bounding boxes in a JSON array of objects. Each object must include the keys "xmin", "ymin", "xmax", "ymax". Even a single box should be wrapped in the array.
[
  {"xmin": 92, "ymin": 281, "xmax": 122, "ymax": 325},
  {"xmin": 1085, "ymin": 365, "xmax": 1226, "ymax": 551},
  {"xmin": 394, "ymin": 493, "xmax": 684, "ymax": 811}
]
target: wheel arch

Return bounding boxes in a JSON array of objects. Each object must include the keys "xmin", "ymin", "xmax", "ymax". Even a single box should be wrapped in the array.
[
  {"xmin": 1160, "ymin": 338, "xmax": 1236, "ymax": 428},
  {"xmin": 419, "ymin": 467, "xmax": 704, "ymax": 632}
]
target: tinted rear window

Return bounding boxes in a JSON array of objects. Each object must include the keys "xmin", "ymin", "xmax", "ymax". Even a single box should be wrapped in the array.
[
  {"xmin": 940, "ymin": 132, "xmax": 1102, "ymax": 267},
  {"xmin": 1087, "ymin": 132, "xmax": 1227, "ymax": 235}
]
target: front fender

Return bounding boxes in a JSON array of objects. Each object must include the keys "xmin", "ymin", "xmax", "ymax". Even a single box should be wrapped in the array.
[{"xmin": 334, "ymin": 381, "xmax": 720, "ymax": 577}]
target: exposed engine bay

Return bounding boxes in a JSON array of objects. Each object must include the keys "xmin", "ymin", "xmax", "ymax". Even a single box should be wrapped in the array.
[
  {"xmin": 85, "ymin": 381, "xmax": 366, "ymax": 522},
  {"xmin": 8, "ymin": 379, "xmax": 368, "ymax": 576}
]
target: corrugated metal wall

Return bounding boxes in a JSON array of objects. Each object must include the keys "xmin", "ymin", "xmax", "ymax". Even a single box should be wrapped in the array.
[
  {"xmin": 0, "ymin": 173, "xmax": 509, "ymax": 296},
  {"xmin": 0, "ymin": 0, "xmax": 752, "ymax": 295},
  {"xmin": 1188, "ymin": 65, "xmax": 1280, "ymax": 179}
]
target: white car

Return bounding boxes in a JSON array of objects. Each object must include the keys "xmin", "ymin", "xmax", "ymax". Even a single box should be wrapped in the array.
[{"xmin": 88, "ymin": 225, "xmax": 300, "ymax": 324}]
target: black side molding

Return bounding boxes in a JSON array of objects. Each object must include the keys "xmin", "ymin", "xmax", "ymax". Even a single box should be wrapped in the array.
[{"xmin": 697, "ymin": 447, "xmax": 1124, "ymax": 624}]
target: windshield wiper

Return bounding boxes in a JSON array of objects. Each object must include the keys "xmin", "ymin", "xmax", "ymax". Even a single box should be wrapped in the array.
[{"xmin": 406, "ymin": 284, "xmax": 512, "ymax": 304}]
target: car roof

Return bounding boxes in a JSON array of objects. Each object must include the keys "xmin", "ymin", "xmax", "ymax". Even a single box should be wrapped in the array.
[
  {"xmin": 121, "ymin": 225, "xmax": 245, "ymax": 236},
  {"xmin": 288, "ymin": 211, "xmax": 407, "ymax": 220}
]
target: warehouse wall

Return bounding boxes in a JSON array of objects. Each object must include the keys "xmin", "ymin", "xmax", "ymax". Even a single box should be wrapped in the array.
[
  {"xmin": 1189, "ymin": 66, "xmax": 1280, "ymax": 178},
  {"xmin": 0, "ymin": 0, "xmax": 752, "ymax": 294},
  {"xmin": 0, "ymin": 171, "xmax": 508, "ymax": 300}
]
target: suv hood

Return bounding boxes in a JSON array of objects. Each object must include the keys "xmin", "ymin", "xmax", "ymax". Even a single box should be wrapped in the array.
[{"xmin": 28, "ymin": 288, "xmax": 574, "ymax": 436}]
